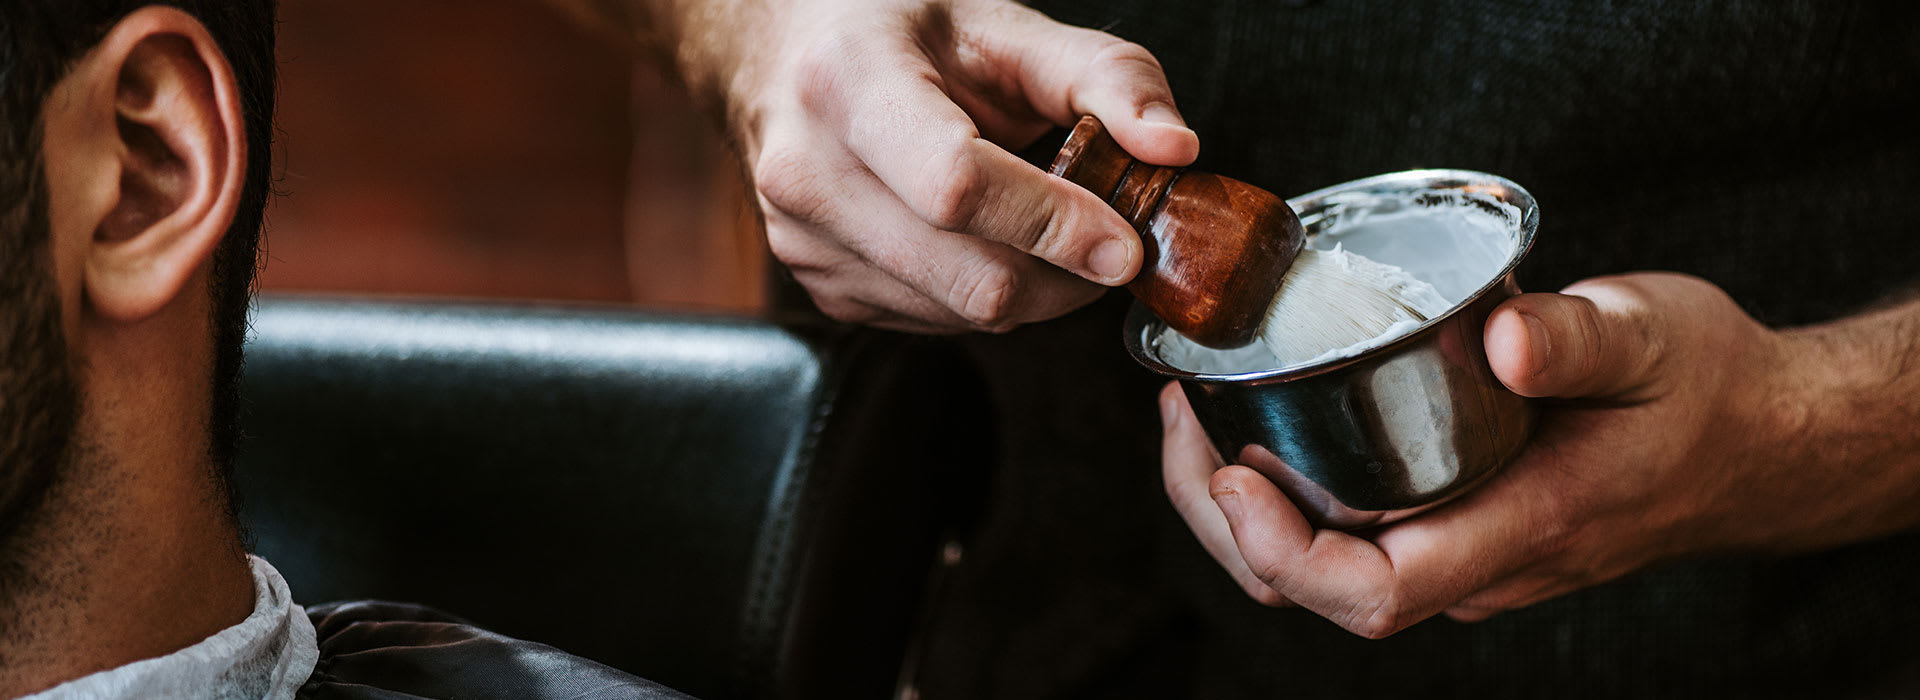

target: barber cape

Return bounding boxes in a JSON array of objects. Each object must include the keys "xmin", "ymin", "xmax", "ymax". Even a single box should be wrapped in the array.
[{"xmin": 22, "ymin": 556, "xmax": 317, "ymax": 700}]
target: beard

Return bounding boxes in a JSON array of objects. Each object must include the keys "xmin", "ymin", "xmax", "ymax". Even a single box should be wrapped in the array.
[{"xmin": 0, "ymin": 178, "xmax": 80, "ymax": 566}]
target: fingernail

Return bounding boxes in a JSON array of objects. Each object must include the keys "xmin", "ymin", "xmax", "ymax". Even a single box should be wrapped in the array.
[
  {"xmin": 1141, "ymin": 102, "xmax": 1188, "ymax": 129},
  {"xmin": 1090, "ymin": 238, "xmax": 1134, "ymax": 283},
  {"xmin": 1160, "ymin": 393, "xmax": 1180, "ymax": 428},
  {"xmin": 1519, "ymin": 311, "xmax": 1550, "ymax": 378},
  {"xmin": 1212, "ymin": 488, "xmax": 1243, "ymax": 521}
]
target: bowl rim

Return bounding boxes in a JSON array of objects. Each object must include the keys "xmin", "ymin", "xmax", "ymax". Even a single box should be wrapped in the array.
[{"xmin": 1124, "ymin": 168, "xmax": 1540, "ymax": 383}]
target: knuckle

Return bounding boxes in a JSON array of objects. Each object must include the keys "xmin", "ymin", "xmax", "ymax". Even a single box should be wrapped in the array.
[
  {"xmin": 763, "ymin": 225, "xmax": 822, "ymax": 270},
  {"xmin": 950, "ymin": 261, "xmax": 1021, "ymax": 328},
  {"xmin": 1242, "ymin": 580, "xmax": 1290, "ymax": 608},
  {"xmin": 791, "ymin": 32, "xmax": 865, "ymax": 114},
  {"xmin": 916, "ymin": 139, "xmax": 989, "ymax": 233},
  {"xmin": 1014, "ymin": 201, "xmax": 1070, "ymax": 261},
  {"xmin": 1064, "ymin": 36, "xmax": 1173, "ymax": 108},
  {"xmin": 754, "ymin": 147, "xmax": 833, "ymax": 225},
  {"xmin": 1569, "ymin": 300, "xmax": 1614, "ymax": 379},
  {"xmin": 1590, "ymin": 287, "xmax": 1668, "ymax": 385},
  {"xmin": 1092, "ymin": 38, "xmax": 1164, "ymax": 74},
  {"xmin": 1249, "ymin": 557, "xmax": 1296, "ymax": 598},
  {"xmin": 1350, "ymin": 603, "xmax": 1407, "ymax": 640}
]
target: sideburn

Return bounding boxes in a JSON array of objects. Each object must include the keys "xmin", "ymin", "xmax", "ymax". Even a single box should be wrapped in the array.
[{"xmin": 0, "ymin": 154, "xmax": 83, "ymax": 572}]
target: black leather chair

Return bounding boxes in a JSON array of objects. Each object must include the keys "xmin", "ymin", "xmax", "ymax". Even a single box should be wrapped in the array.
[{"xmin": 234, "ymin": 295, "xmax": 993, "ymax": 699}]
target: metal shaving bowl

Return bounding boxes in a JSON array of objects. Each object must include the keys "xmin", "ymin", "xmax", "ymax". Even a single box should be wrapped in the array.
[{"xmin": 1125, "ymin": 170, "xmax": 1540, "ymax": 530}]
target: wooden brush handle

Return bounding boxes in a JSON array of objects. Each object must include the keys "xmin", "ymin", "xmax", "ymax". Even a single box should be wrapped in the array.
[{"xmin": 1050, "ymin": 116, "xmax": 1305, "ymax": 348}]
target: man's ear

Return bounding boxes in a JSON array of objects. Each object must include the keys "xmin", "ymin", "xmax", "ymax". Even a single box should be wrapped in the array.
[{"xmin": 43, "ymin": 6, "xmax": 247, "ymax": 323}]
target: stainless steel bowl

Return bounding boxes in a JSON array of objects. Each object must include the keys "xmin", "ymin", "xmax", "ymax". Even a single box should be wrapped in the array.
[{"xmin": 1125, "ymin": 169, "xmax": 1540, "ymax": 529}]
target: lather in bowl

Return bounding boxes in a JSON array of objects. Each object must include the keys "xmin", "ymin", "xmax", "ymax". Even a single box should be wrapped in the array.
[{"xmin": 1125, "ymin": 169, "xmax": 1540, "ymax": 530}]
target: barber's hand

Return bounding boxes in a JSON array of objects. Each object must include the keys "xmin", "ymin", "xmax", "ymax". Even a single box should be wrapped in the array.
[
  {"xmin": 712, "ymin": 0, "xmax": 1197, "ymax": 333},
  {"xmin": 1161, "ymin": 272, "xmax": 1845, "ymax": 637}
]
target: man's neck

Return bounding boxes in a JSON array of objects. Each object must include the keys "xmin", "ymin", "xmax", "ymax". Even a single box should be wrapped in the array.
[
  {"xmin": 0, "ymin": 336, "xmax": 257, "ymax": 698},
  {"xmin": 0, "ymin": 448, "xmax": 255, "ymax": 697}
]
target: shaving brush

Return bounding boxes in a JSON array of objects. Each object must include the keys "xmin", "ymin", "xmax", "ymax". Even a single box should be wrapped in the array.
[
  {"xmin": 1051, "ymin": 116, "xmax": 1444, "ymax": 360},
  {"xmin": 1050, "ymin": 116, "xmax": 1302, "ymax": 348}
]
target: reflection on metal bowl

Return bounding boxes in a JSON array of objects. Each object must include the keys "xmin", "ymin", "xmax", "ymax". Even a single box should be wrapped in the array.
[{"xmin": 1125, "ymin": 170, "xmax": 1540, "ymax": 529}]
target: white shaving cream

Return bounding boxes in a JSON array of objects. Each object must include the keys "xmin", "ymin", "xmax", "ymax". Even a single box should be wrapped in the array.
[{"xmin": 1153, "ymin": 190, "xmax": 1519, "ymax": 374}]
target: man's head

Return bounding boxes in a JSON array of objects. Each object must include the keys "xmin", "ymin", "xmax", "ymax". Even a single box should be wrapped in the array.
[{"xmin": 0, "ymin": 2, "xmax": 275, "ymax": 548}]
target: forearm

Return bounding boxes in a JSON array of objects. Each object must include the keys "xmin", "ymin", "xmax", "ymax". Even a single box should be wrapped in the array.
[{"xmin": 1762, "ymin": 297, "xmax": 1920, "ymax": 550}]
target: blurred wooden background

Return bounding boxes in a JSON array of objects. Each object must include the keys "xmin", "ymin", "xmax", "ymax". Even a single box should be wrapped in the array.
[{"xmin": 264, "ymin": 0, "xmax": 764, "ymax": 311}]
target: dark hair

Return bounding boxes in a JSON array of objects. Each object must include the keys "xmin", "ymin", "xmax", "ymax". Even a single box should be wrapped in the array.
[{"xmin": 0, "ymin": 1, "xmax": 277, "ymax": 497}]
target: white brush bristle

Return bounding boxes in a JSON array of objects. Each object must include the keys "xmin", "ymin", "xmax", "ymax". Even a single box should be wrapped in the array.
[{"xmin": 1258, "ymin": 245, "xmax": 1451, "ymax": 366}]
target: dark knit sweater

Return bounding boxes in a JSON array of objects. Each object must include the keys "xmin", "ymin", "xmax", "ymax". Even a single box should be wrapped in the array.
[{"xmin": 921, "ymin": 2, "xmax": 1920, "ymax": 697}]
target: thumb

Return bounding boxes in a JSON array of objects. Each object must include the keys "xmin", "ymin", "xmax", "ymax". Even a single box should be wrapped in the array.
[
  {"xmin": 974, "ymin": 6, "xmax": 1200, "ymax": 166},
  {"xmin": 1484, "ymin": 281, "xmax": 1669, "ymax": 400}
]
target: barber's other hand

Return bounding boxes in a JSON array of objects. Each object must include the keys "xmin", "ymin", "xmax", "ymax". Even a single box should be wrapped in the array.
[
  {"xmin": 1161, "ymin": 272, "xmax": 1849, "ymax": 637},
  {"xmin": 708, "ymin": 0, "xmax": 1196, "ymax": 333}
]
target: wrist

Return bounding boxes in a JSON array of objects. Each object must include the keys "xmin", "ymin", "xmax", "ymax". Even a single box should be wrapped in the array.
[
  {"xmin": 595, "ymin": 0, "xmax": 785, "ymax": 148},
  {"xmin": 1747, "ymin": 308, "xmax": 1920, "ymax": 549},
  {"xmin": 667, "ymin": 0, "xmax": 779, "ymax": 141}
]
